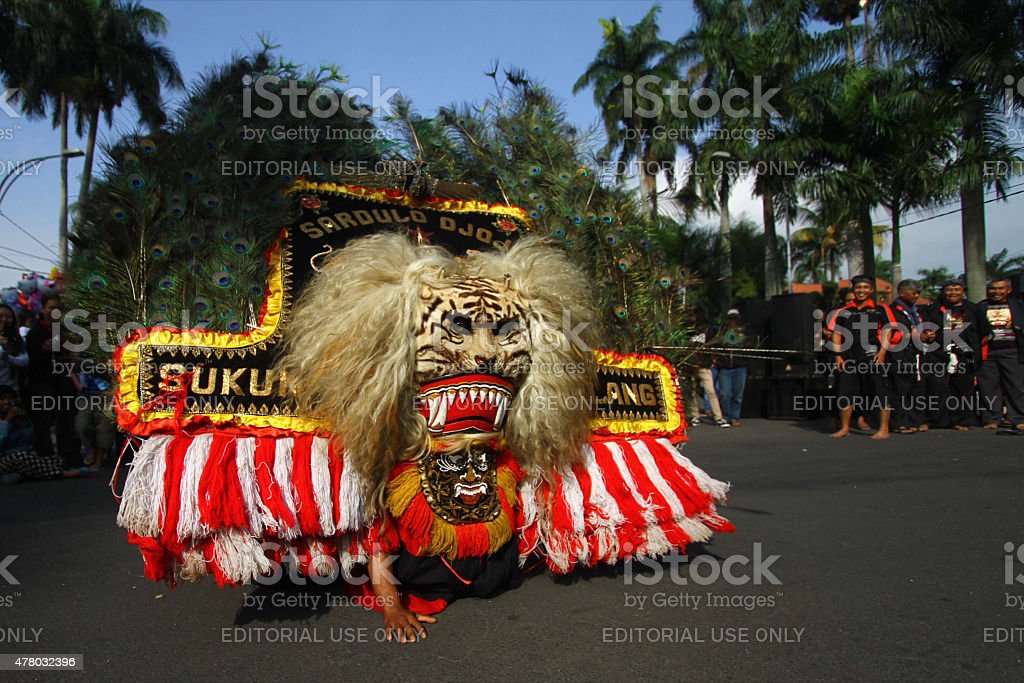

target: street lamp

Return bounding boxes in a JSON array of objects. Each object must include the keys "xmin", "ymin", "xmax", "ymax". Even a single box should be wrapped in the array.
[{"xmin": 0, "ymin": 149, "xmax": 84, "ymax": 270}]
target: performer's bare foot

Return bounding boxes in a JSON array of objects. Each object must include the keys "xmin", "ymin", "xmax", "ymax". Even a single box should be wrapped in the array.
[
  {"xmin": 983, "ymin": 423, "xmax": 999, "ymax": 430},
  {"xmin": 917, "ymin": 425, "xmax": 929, "ymax": 432},
  {"xmin": 871, "ymin": 429, "xmax": 890, "ymax": 440},
  {"xmin": 953, "ymin": 425, "xmax": 969, "ymax": 431},
  {"xmin": 856, "ymin": 417, "xmax": 871, "ymax": 431},
  {"xmin": 830, "ymin": 429, "xmax": 850, "ymax": 438}
]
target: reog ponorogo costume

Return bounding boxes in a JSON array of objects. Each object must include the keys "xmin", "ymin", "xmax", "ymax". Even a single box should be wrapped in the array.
[{"xmin": 114, "ymin": 181, "xmax": 733, "ymax": 614}]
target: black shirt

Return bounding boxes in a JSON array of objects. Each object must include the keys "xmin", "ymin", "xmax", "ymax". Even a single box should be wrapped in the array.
[{"xmin": 826, "ymin": 300, "xmax": 895, "ymax": 360}]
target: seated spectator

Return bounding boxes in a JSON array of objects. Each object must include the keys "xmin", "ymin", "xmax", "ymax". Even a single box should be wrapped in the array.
[{"xmin": 0, "ymin": 385, "xmax": 87, "ymax": 483}]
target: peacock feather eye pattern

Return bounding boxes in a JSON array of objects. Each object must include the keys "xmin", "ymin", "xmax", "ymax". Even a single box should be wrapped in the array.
[
  {"xmin": 202, "ymin": 194, "xmax": 220, "ymax": 209},
  {"xmin": 614, "ymin": 305, "xmax": 628, "ymax": 319},
  {"xmin": 212, "ymin": 271, "xmax": 233, "ymax": 288},
  {"xmin": 138, "ymin": 137, "xmax": 156, "ymax": 154},
  {"xmin": 87, "ymin": 274, "xmax": 108, "ymax": 290},
  {"xmin": 231, "ymin": 237, "xmax": 252, "ymax": 254},
  {"xmin": 192, "ymin": 296, "xmax": 210, "ymax": 313},
  {"xmin": 183, "ymin": 168, "xmax": 200, "ymax": 183},
  {"xmin": 151, "ymin": 244, "xmax": 167, "ymax": 258},
  {"xmin": 605, "ymin": 232, "xmax": 619, "ymax": 247},
  {"xmin": 111, "ymin": 207, "xmax": 127, "ymax": 222},
  {"xmin": 658, "ymin": 273, "xmax": 673, "ymax": 288}
]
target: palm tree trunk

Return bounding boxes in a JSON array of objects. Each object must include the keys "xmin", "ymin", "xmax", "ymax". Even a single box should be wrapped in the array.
[
  {"xmin": 960, "ymin": 182, "xmax": 986, "ymax": 302},
  {"xmin": 844, "ymin": 15, "xmax": 855, "ymax": 66},
  {"xmin": 58, "ymin": 93, "xmax": 70, "ymax": 271},
  {"xmin": 844, "ymin": 221, "xmax": 864, "ymax": 278},
  {"xmin": 859, "ymin": 206, "xmax": 875, "ymax": 279},
  {"xmin": 642, "ymin": 146, "xmax": 658, "ymax": 217},
  {"xmin": 891, "ymin": 205, "xmax": 902, "ymax": 286},
  {"xmin": 79, "ymin": 106, "xmax": 100, "ymax": 203},
  {"xmin": 719, "ymin": 173, "xmax": 732, "ymax": 306},
  {"xmin": 762, "ymin": 190, "xmax": 784, "ymax": 297}
]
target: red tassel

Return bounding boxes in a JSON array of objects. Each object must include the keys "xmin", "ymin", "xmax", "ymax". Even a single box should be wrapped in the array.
[
  {"xmin": 453, "ymin": 519, "xmax": 490, "ymax": 559},
  {"xmin": 202, "ymin": 539, "xmax": 236, "ymax": 588},
  {"xmin": 159, "ymin": 436, "xmax": 192, "ymax": 553},
  {"xmin": 397, "ymin": 495, "xmax": 436, "ymax": 554},
  {"xmin": 128, "ymin": 532, "xmax": 171, "ymax": 583},
  {"xmin": 290, "ymin": 436, "xmax": 321, "ymax": 535},
  {"xmin": 329, "ymin": 442, "xmax": 343, "ymax": 529},
  {"xmin": 590, "ymin": 442, "xmax": 650, "ymax": 550},
  {"xmin": 253, "ymin": 437, "xmax": 295, "ymax": 531},
  {"xmin": 198, "ymin": 435, "xmax": 248, "ymax": 530}
]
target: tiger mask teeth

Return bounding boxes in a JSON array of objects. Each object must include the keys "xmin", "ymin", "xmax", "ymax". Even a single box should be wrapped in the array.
[{"xmin": 417, "ymin": 373, "xmax": 515, "ymax": 435}]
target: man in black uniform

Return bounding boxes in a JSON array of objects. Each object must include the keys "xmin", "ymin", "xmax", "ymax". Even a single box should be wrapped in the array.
[
  {"xmin": 919, "ymin": 280, "xmax": 980, "ymax": 430},
  {"xmin": 889, "ymin": 280, "xmax": 925, "ymax": 433},
  {"xmin": 976, "ymin": 278, "xmax": 1024, "ymax": 430},
  {"xmin": 826, "ymin": 275, "xmax": 895, "ymax": 439}
]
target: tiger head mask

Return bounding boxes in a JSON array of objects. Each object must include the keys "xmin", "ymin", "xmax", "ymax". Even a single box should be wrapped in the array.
[{"xmin": 276, "ymin": 232, "xmax": 600, "ymax": 506}]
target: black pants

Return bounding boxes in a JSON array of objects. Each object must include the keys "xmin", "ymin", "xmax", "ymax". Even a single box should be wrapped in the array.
[
  {"xmin": 891, "ymin": 355, "xmax": 924, "ymax": 429},
  {"xmin": 392, "ymin": 538, "xmax": 522, "ymax": 605},
  {"xmin": 921, "ymin": 355, "xmax": 978, "ymax": 428},
  {"xmin": 26, "ymin": 382, "xmax": 80, "ymax": 468},
  {"xmin": 978, "ymin": 347, "xmax": 1024, "ymax": 424}
]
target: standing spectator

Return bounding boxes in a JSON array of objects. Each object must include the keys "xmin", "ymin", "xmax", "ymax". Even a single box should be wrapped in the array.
[
  {"xmin": 826, "ymin": 275, "xmax": 895, "ymax": 440},
  {"xmin": 825, "ymin": 290, "xmax": 870, "ymax": 431},
  {"xmin": 72, "ymin": 366, "xmax": 115, "ymax": 471},
  {"xmin": 976, "ymin": 278, "xmax": 1024, "ymax": 430},
  {"xmin": 0, "ymin": 304, "xmax": 28, "ymax": 396},
  {"xmin": 889, "ymin": 280, "xmax": 926, "ymax": 433},
  {"xmin": 684, "ymin": 324, "xmax": 730, "ymax": 428},
  {"xmin": 920, "ymin": 280, "xmax": 980, "ymax": 430},
  {"xmin": 714, "ymin": 308, "xmax": 752, "ymax": 427},
  {"xmin": 25, "ymin": 294, "xmax": 80, "ymax": 467}
]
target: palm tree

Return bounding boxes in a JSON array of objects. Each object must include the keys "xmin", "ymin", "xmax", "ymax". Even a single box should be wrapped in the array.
[
  {"xmin": 676, "ymin": 0, "xmax": 751, "ymax": 304},
  {"xmin": 986, "ymin": 249, "xmax": 1024, "ymax": 279},
  {"xmin": 0, "ymin": 0, "xmax": 78, "ymax": 267},
  {"xmin": 574, "ymin": 4, "xmax": 680, "ymax": 216},
  {"xmin": 917, "ymin": 265, "xmax": 956, "ymax": 301},
  {"xmin": 877, "ymin": 0, "xmax": 1024, "ymax": 300},
  {"xmin": 790, "ymin": 202, "xmax": 848, "ymax": 283},
  {"xmin": 68, "ymin": 0, "xmax": 183, "ymax": 202},
  {"xmin": 0, "ymin": 0, "xmax": 181, "ymax": 269}
]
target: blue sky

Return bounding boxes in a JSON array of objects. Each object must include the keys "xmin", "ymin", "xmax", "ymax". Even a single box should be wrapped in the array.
[{"xmin": 0, "ymin": 0, "xmax": 1021, "ymax": 284}]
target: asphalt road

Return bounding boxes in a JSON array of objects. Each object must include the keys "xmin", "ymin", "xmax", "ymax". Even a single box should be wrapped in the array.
[{"xmin": 3, "ymin": 419, "xmax": 1023, "ymax": 681}]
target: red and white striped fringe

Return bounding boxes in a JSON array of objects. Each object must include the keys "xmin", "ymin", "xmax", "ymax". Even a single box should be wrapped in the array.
[{"xmin": 117, "ymin": 433, "xmax": 732, "ymax": 585}]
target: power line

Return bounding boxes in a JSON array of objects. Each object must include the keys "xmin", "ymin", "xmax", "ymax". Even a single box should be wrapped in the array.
[
  {"xmin": 899, "ymin": 180, "xmax": 1024, "ymax": 221},
  {"xmin": 0, "ymin": 212, "xmax": 59, "ymax": 258},
  {"xmin": 0, "ymin": 244, "xmax": 54, "ymax": 265},
  {"xmin": 0, "ymin": 252, "xmax": 28, "ymax": 271},
  {"xmin": 889, "ymin": 188, "xmax": 1024, "ymax": 231}
]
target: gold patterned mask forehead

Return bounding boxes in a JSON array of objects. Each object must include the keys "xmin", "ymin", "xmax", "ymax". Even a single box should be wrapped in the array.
[
  {"xmin": 414, "ymin": 275, "xmax": 531, "ymax": 384},
  {"xmin": 419, "ymin": 446, "xmax": 501, "ymax": 524}
]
